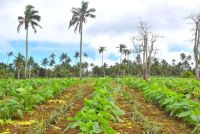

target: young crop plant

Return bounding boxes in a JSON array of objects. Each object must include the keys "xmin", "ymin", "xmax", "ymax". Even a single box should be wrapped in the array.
[
  {"xmin": 65, "ymin": 79, "xmax": 125, "ymax": 134},
  {"xmin": 124, "ymin": 78, "xmax": 200, "ymax": 133},
  {"xmin": 0, "ymin": 78, "xmax": 78, "ymax": 121}
]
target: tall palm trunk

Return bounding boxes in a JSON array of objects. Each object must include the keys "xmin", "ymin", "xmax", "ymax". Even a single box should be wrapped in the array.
[
  {"xmin": 80, "ymin": 26, "xmax": 83, "ymax": 79},
  {"xmin": 25, "ymin": 29, "xmax": 29, "ymax": 79}
]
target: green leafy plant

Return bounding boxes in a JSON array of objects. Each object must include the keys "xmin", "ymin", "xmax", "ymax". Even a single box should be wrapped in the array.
[{"xmin": 65, "ymin": 79, "xmax": 125, "ymax": 134}]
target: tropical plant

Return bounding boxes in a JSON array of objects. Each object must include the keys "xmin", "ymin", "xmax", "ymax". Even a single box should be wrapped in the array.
[
  {"xmin": 49, "ymin": 53, "xmax": 56, "ymax": 69},
  {"xmin": 83, "ymin": 52, "xmax": 88, "ymax": 63},
  {"xmin": 41, "ymin": 58, "xmax": 48, "ymax": 69},
  {"xmin": 60, "ymin": 53, "xmax": 71, "ymax": 65},
  {"xmin": 28, "ymin": 56, "xmax": 35, "ymax": 78},
  {"xmin": 74, "ymin": 51, "xmax": 80, "ymax": 65},
  {"xmin": 13, "ymin": 53, "xmax": 25, "ymax": 79},
  {"xmin": 117, "ymin": 44, "xmax": 126, "ymax": 77},
  {"xmin": 7, "ymin": 51, "xmax": 14, "ymax": 66},
  {"xmin": 65, "ymin": 79, "xmax": 124, "ymax": 133},
  {"xmin": 17, "ymin": 5, "xmax": 42, "ymax": 78},
  {"xmin": 98, "ymin": 46, "xmax": 106, "ymax": 77},
  {"xmin": 69, "ymin": 1, "xmax": 96, "ymax": 79}
]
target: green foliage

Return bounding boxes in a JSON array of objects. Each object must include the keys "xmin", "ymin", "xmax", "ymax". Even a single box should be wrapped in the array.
[
  {"xmin": 65, "ymin": 79, "xmax": 125, "ymax": 133},
  {"xmin": 0, "ymin": 78, "xmax": 78, "ymax": 120},
  {"xmin": 180, "ymin": 71, "xmax": 195, "ymax": 78},
  {"xmin": 124, "ymin": 78, "xmax": 200, "ymax": 133}
]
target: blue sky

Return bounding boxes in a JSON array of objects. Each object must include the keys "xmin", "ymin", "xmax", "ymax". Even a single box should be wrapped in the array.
[
  {"xmin": 0, "ymin": 0, "xmax": 199, "ymax": 66},
  {"xmin": 0, "ymin": 40, "xmax": 97, "ymax": 65}
]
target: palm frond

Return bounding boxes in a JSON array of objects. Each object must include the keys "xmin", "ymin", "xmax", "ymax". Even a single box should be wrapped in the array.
[
  {"xmin": 85, "ymin": 13, "xmax": 96, "ymax": 18},
  {"xmin": 17, "ymin": 21, "xmax": 24, "ymax": 32},
  {"xmin": 74, "ymin": 20, "xmax": 80, "ymax": 33},
  {"xmin": 31, "ymin": 15, "xmax": 41, "ymax": 22},
  {"xmin": 18, "ymin": 16, "xmax": 24, "ymax": 21},
  {"xmin": 86, "ymin": 8, "xmax": 96, "ymax": 14}
]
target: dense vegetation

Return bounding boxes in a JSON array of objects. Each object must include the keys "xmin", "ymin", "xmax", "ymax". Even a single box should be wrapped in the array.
[
  {"xmin": 1, "ymin": 1, "xmax": 200, "ymax": 134},
  {"xmin": 0, "ymin": 51, "xmax": 194, "ymax": 78},
  {"xmin": 0, "ymin": 78, "xmax": 78, "ymax": 121},
  {"xmin": 125, "ymin": 77, "xmax": 200, "ymax": 133}
]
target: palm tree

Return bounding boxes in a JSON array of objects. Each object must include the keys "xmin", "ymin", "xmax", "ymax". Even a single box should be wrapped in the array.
[
  {"xmin": 41, "ymin": 58, "xmax": 48, "ymax": 69},
  {"xmin": 17, "ymin": 5, "xmax": 42, "ymax": 78},
  {"xmin": 60, "ymin": 53, "xmax": 71, "ymax": 65},
  {"xmin": 13, "ymin": 53, "xmax": 25, "ymax": 79},
  {"xmin": 49, "ymin": 59, "xmax": 55, "ymax": 69},
  {"xmin": 83, "ymin": 52, "xmax": 88, "ymax": 62},
  {"xmin": 7, "ymin": 51, "xmax": 14, "ymax": 66},
  {"xmin": 50, "ymin": 53, "xmax": 56, "ymax": 59},
  {"xmin": 172, "ymin": 59, "xmax": 176, "ymax": 66},
  {"xmin": 74, "ymin": 51, "xmax": 80, "ymax": 65},
  {"xmin": 49, "ymin": 53, "xmax": 56, "ymax": 68},
  {"xmin": 69, "ymin": 1, "xmax": 96, "ymax": 79},
  {"xmin": 28, "ymin": 56, "xmax": 34, "ymax": 78},
  {"xmin": 117, "ymin": 44, "xmax": 126, "ymax": 77},
  {"xmin": 98, "ymin": 46, "xmax": 106, "ymax": 77},
  {"xmin": 123, "ymin": 49, "xmax": 131, "ymax": 75},
  {"xmin": 180, "ymin": 53, "xmax": 186, "ymax": 61}
]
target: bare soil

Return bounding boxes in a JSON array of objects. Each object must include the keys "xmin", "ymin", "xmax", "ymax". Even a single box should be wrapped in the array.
[
  {"xmin": 112, "ymin": 94, "xmax": 143, "ymax": 134},
  {"xmin": 45, "ymin": 83, "xmax": 94, "ymax": 134},
  {"xmin": 0, "ymin": 82, "xmax": 91, "ymax": 134},
  {"xmin": 126, "ymin": 87, "xmax": 192, "ymax": 134}
]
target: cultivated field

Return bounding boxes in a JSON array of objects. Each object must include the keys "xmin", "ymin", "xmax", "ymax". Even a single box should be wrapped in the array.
[{"xmin": 0, "ymin": 77, "xmax": 200, "ymax": 134}]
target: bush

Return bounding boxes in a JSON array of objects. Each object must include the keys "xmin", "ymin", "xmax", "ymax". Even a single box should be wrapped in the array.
[{"xmin": 180, "ymin": 71, "xmax": 195, "ymax": 78}]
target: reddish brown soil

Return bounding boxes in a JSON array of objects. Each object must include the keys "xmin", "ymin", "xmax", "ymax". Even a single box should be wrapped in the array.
[
  {"xmin": 0, "ymin": 83, "xmax": 90, "ymax": 134},
  {"xmin": 112, "ymin": 94, "xmax": 143, "ymax": 134},
  {"xmin": 45, "ymin": 84, "xmax": 94, "ymax": 134},
  {"xmin": 126, "ymin": 87, "xmax": 192, "ymax": 134}
]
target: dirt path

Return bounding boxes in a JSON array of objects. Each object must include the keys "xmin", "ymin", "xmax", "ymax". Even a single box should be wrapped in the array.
[
  {"xmin": 0, "ymin": 82, "xmax": 93, "ymax": 134},
  {"xmin": 107, "ymin": 82, "xmax": 142, "ymax": 134},
  {"xmin": 112, "ymin": 93, "xmax": 143, "ymax": 133},
  {"xmin": 126, "ymin": 87, "xmax": 192, "ymax": 134},
  {"xmin": 45, "ymin": 83, "xmax": 94, "ymax": 134}
]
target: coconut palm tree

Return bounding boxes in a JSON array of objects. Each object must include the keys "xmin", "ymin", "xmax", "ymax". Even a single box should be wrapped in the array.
[
  {"xmin": 74, "ymin": 51, "xmax": 80, "ymax": 65},
  {"xmin": 28, "ymin": 56, "xmax": 34, "ymax": 78},
  {"xmin": 49, "ymin": 53, "xmax": 56, "ymax": 69},
  {"xmin": 13, "ymin": 53, "xmax": 25, "ymax": 79},
  {"xmin": 98, "ymin": 46, "xmax": 106, "ymax": 77},
  {"xmin": 123, "ymin": 49, "xmax": 132, "ymax": 75},
  {"xmin": 7, "ymin": 51, "xmax": 14, "ymax": 66},
  {"xmin": 69, "ymin": 1, "xmax": 96, "ymax": 79},
  {"xmin": 60, "ymin": 53, "xmax": 71, "ymax": 65},
  {"xmin": 117, "ymin": 44, "xmax": 126, "ymax": 77},
  {"xmin": 83, "ymin": 52, "xmax": 88, "ymax": 62},
  {"xmin": 17, "ymin": 5, "xmax": 42, "ymax": 78},
  {"xmin": 41, "ymin": 58, "xmax": 48, "ymax": 69},
  {"xmin": 50, "ymin": 53, "xmax": 56, "ymax": 59}
]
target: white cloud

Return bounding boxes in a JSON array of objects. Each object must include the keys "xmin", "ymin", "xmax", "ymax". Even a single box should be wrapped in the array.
[{"xmin": 0, "ymin": 0, "xmax": 200, "ymax": 64}]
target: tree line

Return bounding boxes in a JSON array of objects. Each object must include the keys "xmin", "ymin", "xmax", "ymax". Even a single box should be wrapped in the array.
[
  {"xmin": 0, "ymin": 1, "xmax": 199, "ymax": 80},
  {"xmin": 0, "ymin": 49, "xmax": 194, "ymax": 79}
]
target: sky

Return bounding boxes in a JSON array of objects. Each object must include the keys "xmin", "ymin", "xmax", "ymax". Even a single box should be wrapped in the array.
[{"xmin": 0, "ymin": 0, "xmax": 199, "ymax": 66}]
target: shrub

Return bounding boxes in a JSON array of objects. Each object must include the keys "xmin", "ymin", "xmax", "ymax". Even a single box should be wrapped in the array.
[{"xmin": 180, "ymin": 71, "xmax": 195, "ymax": 78}]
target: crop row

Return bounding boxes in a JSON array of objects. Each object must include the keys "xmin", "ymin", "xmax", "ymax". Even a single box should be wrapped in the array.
[
  {"xmin": 150, "ymin": 78, "xmax": 200, "ymax": 99},
  {"xmin": 124, "ymin": 78, "xmax": 200, "ymax": 133},
  {"xmin": 0, "ymin": 78, "xmax": 78, "ymax": 121},
  {"xmin": 65, "ymin": 78, "xmax": 125, "ymax": 134}
]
